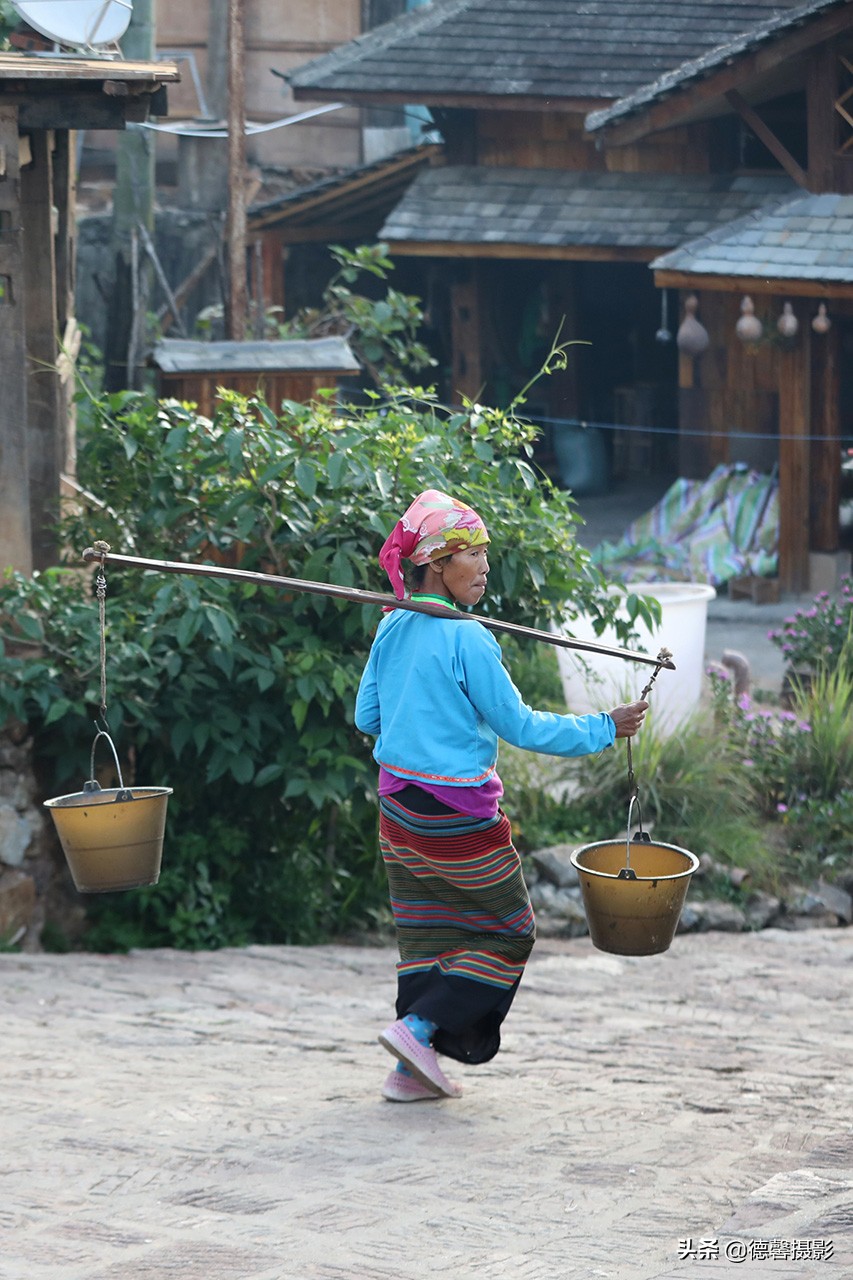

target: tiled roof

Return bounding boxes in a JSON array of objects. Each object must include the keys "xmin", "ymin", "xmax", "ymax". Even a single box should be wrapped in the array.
[
  {"xmin": 289, "ymin": 0, "xmax": 810, "ymax": 103},
  {"xmin": 587, "ymin": 0, "xmax": 849, "ymax": 133},
  {"xmin": 379, "ymin": 167, "xmax": 796, "ymax": 249},
  {"xmin": 650, "ymin": 191, "xmax": 853, "ymax": 281},
  {"xmin": 248, "ymin": 143, "xmax": 441, "ymax": 232}
]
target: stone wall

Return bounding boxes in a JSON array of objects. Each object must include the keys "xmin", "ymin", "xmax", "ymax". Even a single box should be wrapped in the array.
[{"xmin": 0, "ymin": 723, "xmax": 86, "ymax": 951}]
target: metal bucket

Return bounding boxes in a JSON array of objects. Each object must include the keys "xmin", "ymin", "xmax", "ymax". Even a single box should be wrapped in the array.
[
  {"xmin": 44, "ymin": 729, "xmax": 171, "ymax": 893},
  {"xmin": 571, "ymin": 836, "xmax": 699, "ymax": 957},
  {"xmin": 45, "ymin": 782, "xmax": 172, "ymax": 893}
]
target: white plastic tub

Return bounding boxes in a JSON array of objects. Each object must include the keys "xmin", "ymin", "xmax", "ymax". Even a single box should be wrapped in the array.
[{"xmin": 555, "ymin": 582, "xmax": 716, "ymax": 736}]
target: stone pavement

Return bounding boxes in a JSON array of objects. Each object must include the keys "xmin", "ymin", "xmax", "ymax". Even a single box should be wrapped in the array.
[{"xmin": 3, "ymin": 928, "xmax": 853, "ymax": 1280}]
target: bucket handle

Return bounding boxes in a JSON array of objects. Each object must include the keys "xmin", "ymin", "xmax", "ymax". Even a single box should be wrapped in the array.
[
  {"xmin": 84, "ymin": 726, "xmax": 134, "ymax": 803},
  {"xmin": 619, "ymin": 791, "xmax": 654, "ymax": 880},
  {"xmin": 621, "ymin": 645, "xmax": 673, "ymax": 879}
]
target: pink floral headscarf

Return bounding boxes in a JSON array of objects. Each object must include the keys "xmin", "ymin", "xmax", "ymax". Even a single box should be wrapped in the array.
[{"xmin": 379, "ymin": 489, "xmax": 489, "ymax": 599}]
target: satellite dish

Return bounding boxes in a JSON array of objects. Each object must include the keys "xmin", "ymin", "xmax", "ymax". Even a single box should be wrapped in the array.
[{"xmin": 11, "ymin": 0, "xmax": 133, "ymax": 53}]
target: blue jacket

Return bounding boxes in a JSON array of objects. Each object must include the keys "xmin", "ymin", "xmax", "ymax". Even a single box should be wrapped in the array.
[{"xmin": 354, "ymin": 607, "xmax": 616, "ymax": 788}]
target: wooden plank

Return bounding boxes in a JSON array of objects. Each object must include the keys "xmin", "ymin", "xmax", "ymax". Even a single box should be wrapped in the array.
[
  {"xmin": 0, "ymin": 104, "xmax": 31, "ymax": 573},
  {"xmin": 21, "ymin": 129, "xmax": 62, "ymax": 571},
  {"xmin": 810, "ymin": 320, "xmax": 840, "ymax": 552},
  {"xmin": 777, "ymin": 310, "xmax": 811, "ymax": 593},
  {"xmin": 725, "ymin": 89, "xmax": 808, "ymax": 187},
  {"xmin": 654, "ymin": 270, "xmax": 853, "ymax": 300},
  {"xmin": 0, "ymin": 53, "xmax": 178, "ymax": 80},
  {"xmin": 597, "ymin": 6, "xmax": 853, "ymax": 148}
]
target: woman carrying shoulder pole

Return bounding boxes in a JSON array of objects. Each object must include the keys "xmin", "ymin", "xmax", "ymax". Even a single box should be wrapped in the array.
[{"xmin": 355, "ymin": 490, "xmax": 647, "ymax": 1103}]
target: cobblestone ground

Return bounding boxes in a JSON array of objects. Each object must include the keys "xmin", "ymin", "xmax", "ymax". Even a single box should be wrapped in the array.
[{"xmin": 3, "ymin": 928, "xmax": 852, "ymax": 1280}]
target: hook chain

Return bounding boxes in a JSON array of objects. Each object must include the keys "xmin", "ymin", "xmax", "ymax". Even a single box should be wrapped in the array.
[
  {"xmin": 626, "ymin": 646, "xmax": 673, "ymax": 801},
  {"xmin": 92, "ymin": 540, "xmax": 111, "ymax": 729}
]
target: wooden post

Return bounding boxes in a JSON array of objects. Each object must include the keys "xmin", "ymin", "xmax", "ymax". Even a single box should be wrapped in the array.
[
  {"xmin": 0, "ymin": 106, "xmax": 32, "ymax": 573},
  {"xmin": 450, "ymin": 266, "xmax": 483, "ymax": 403},
  {"xmin": 21, "ymin": 130, "xmax": 62, "ymax": 570},
  {"xmin": 53, "ymin": 129, "xmax": 78, "ymax": 481},
  {"xmin": 778, "ymin": 305, "xmax": 811, "ymax": 593},
  {"xmin": 810, "ymin": 320, "xmax": 840, "ymax": 552},
  {"xmin": 225, "ymin": 0, "xmax": 247, "ymax": 340},
  {"xmin": 807, "ymin": 41, "xmax": 838, "ymax": 192},
  {"xmin": 104, "ymin": 0, "xmax": 155, "ymax": 391}
]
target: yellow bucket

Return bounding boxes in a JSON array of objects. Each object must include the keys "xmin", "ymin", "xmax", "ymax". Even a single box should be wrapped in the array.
[
  {"xmin": 45, "ymin": 782, "xmax": 172, "ymax": 893},
  {"xmin": 571, "ymin": 837, "xmax": 699, "ymax": 956}
]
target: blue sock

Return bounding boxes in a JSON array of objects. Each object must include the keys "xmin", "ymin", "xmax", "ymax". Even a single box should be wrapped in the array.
[{"xmin": 402, "ymin": 1012, "xmax": 438, "ymax": 1046}]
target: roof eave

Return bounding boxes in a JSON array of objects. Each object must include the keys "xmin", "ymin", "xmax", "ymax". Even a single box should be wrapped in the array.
[
  {"xmin": 652, "ymin": 266, "xmax": 853, "ymax": 298},
  {"xmin": 291, "ymin": 85, "xmax": 612, "ymax": 113}
]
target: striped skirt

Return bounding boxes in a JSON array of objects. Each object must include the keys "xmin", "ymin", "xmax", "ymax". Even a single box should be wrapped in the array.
[{"xmin": 379, "ymin": 786, "xmax": 536, "ymax": 1065}]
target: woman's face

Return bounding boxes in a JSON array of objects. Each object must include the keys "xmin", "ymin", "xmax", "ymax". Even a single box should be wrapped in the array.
[{"xmin": 436, "ymin": 545, "xmax": 490, "ymax": 606}]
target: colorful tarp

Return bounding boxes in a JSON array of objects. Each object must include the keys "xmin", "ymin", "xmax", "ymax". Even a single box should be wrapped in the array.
[{"xmin": 594, "ymin": 463, "xmax": 778, "ymax": 586}]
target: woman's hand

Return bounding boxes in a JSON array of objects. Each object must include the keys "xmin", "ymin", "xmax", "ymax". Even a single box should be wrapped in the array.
[{"xmin": 608, "ymin": 700, "xmax": 649, "ymax": 738}]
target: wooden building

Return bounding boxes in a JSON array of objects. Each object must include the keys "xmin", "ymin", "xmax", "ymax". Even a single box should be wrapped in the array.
[
  {"xmin": 587, "ymin": 0, "xmax": 853, "ymax": 592},
  {"xmin": 281, "ymin": 0, "xmax": 853, "ymax": 592},
  {"xmin": 0, "ymin": 54, "xmax": 177, "ymax": 575}
]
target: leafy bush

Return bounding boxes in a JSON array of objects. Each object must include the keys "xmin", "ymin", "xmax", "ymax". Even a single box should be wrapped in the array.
[
  {"xmin": 768, "ymin": 576, "xmax": 853, "ymax": 675},
  {"xmin": 3, "ymin": 378, "xmax": 647, "ymax": 950},
  {"xmin": 276, "ymin": 243, "xmax": 437, "ymax": 388},
  {"xmin": 781, "ymin": 790, "xmax": 853, "ymax": 884},
  {"xmin": 708, "ymin": 670, "xmax": 815, "ymax": 818}
]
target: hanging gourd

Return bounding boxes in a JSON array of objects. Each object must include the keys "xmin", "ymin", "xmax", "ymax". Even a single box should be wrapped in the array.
[{"xmin": 676, "ymin": 294, "xmax": 709, "ymax": 356}]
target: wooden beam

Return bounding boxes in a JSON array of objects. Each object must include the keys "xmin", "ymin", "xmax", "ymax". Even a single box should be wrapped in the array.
[
  {"xmin": 778, "ymin": 306, "xmax": 811, "ymax": 593},
  {"xmin": 387, "ymin": 239, "xmax": 659, "ymax": 262},
  {"xmin": 725, "ymin": 89, "xmax": 808, "ymax": 187},
  {"xmin": 653, "ymin": 270, "xmax": 853, "ymax": 300},
  {"xmin": 595, "ymin": 5, "xmax": 853, "ymax": 148},
  {"xmin": 0, "ymin": 104, "xmax": 31, "ymax": 573}
]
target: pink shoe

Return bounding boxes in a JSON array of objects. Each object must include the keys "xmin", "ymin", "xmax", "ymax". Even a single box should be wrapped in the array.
[
  {"xmin": 381, "ymin": 1070, "xmax": 441, "ymax": 1103},
  {"xmin": 378, "ymin": 1020, "xmax": 462, "ymax": 1098}
]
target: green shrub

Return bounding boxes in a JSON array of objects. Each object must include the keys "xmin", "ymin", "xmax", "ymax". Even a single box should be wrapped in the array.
[{"xmin": 3, "ymin": 379, "xmax": 649, "ymax": 950}]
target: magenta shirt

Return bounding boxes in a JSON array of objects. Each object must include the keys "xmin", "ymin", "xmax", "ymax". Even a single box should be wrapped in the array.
[{"xmin": 378, "ymin": 766, "xmax": 503, "ymax": 819}]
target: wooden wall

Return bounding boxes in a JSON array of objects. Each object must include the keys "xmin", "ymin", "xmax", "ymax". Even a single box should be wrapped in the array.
[
  {"xmin": 155, "ymin": 368, "xmax": 354, "ymax": 420},
  {"xmin": 475, "ymin": 111, "xmax": 712, "ymax": 175},
  {"xmin": 677, "ymin": 289, "xmax": 848, "ymax": 591}
]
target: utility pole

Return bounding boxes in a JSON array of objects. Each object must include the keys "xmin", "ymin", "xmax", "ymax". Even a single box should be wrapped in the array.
[
  {"xmin": 103, "ymin": 0, "xmax": 156, "ymax": 391},
  {"xmin": 225, "ymin": 0, "xmax": 247, "ymax": 339}
]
